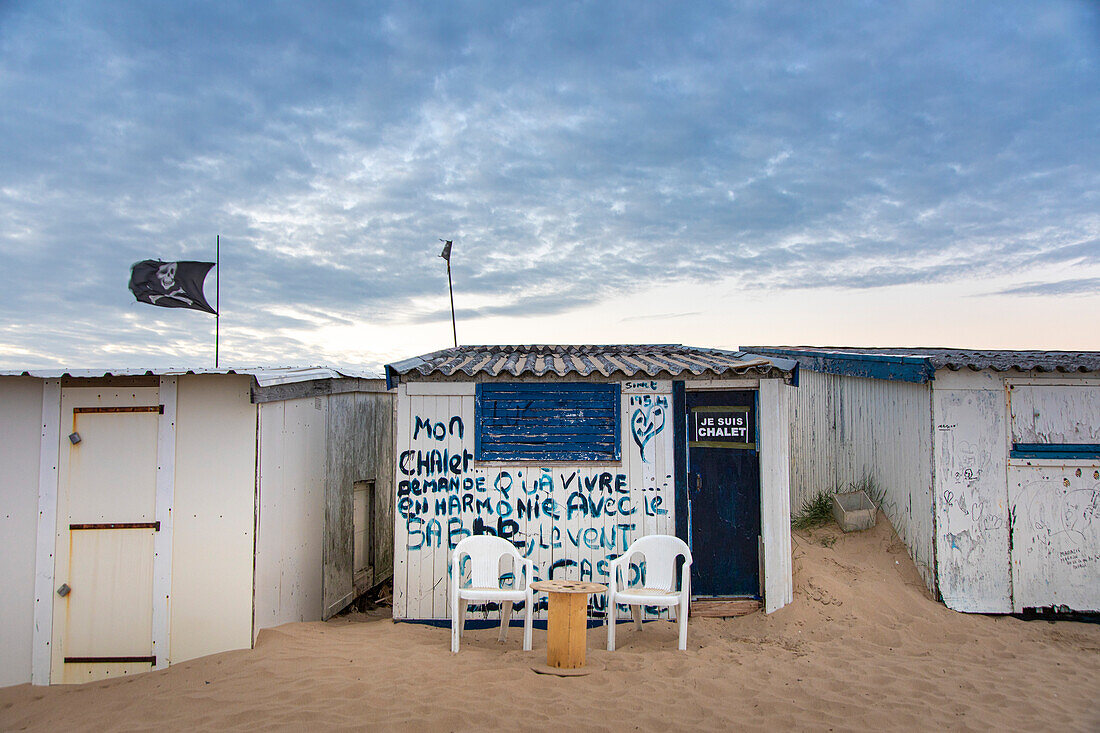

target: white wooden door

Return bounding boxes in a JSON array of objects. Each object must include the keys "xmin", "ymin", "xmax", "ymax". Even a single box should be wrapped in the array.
[
  {"xmin": 52, "ymin": 387, "xmax": 160, "ymax": 683},
  {"xmin": 1007, "ymin": 383, "xmax": 1100, "ymax": 613}
]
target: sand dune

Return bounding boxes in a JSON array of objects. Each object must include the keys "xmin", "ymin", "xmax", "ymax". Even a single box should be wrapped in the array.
[{"xmin": 3, "ymin": 514, "xmax": 1098, "ymax": 732}]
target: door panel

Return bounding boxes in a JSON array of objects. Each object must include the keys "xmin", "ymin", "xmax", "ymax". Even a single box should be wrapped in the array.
[
  {"xmin": 1009, "ymin": 464, "xmax": 1100, "ymax": 612},
  {"xmin": 59, "ymin": 530, "xmax": 156, "ymax": 682},
  {"xmin": 53, "ymin": 388, "xmax": 159, "ymax": 683},
  {"xmin": 1007, "ymin": 384, "xmax": 1100, "ymax": 612},
  {"xmin": 686, "ymin": 390, "xmax": 761, "ymax": 597}
]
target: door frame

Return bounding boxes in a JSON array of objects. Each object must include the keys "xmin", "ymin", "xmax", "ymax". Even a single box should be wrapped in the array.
[
  {"xmin": 673, "ymin": 378, "xmax": 793, "ymax": 614},
  {"xmin": 31, "ymin": 377, "xmax": 177, "ymax": 685},
  {"xmin": 685, "ymin": 387, "xmax": 762, "ymax": 598},
  {"xmin": 1004, "ymin": 377, "xmax": 1100, "ymax": 613}
]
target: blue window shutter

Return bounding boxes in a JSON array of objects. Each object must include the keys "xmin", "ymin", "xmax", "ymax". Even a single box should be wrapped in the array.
[
  {"xmin": 1010, "ymin": 443, "xmax": 1100, "ymax": 460},
  {"xmin": 475, "ymin": 382, "xmax": 621, "ymax": 461}
]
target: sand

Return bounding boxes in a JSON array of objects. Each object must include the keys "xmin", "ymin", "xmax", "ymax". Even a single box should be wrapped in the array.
[{"xmin": 3, "ymin": 515, "xmax": 1099, "ymax": 732}]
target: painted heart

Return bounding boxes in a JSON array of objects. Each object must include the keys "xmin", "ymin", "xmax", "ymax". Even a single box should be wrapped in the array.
[{"xmin": 631, "ymin": 403, "xmax": 666, "ymax": 462}]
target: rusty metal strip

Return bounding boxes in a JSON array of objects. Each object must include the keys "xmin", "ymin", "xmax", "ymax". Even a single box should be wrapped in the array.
[
  {"xmin": 73, "ymin": 405, "xmax": 164, "ymax": 414},
  {"xmin": 64, "ymin": 656, "xmax": 156, "ymax": 664},
  {"xmin": 69, "ymin": 522, "xmax": 160, "ymax": 531}
]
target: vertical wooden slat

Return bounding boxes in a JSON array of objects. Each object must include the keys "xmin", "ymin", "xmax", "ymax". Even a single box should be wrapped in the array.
[
  {"xmin": 760, "ymin": 379, "xmax": 792, "ymax": 613},
  {"xmin": 392, "ymin": 384, "xmax": 410, "ymax": 619},
  {"xmin": 152, "ymin": 376, "xmax": 176, "ymax": 669},
  {"xmin": 32, "ymin": 379, "xmax": 61, "ymax": 686}
]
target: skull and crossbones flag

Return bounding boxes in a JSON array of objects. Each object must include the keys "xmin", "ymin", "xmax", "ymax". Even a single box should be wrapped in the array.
[{"xmin": 128, "ymin": 260, "xmax": 217, "ymax": 314}]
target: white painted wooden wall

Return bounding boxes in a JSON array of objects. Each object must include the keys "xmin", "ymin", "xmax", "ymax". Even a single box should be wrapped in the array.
[
  {"xmin": 393, "ymin": 380, "xmax": 677, "ymax": 622},
  {"xmin": 786, "ymin": 370, "xmax": 936, "ymax": 590},
  {"xmin": 254, "ymin": 395, "xmax": 327, "ymax": 637},
  {"xmin": 931, "ymin": 381, "xmax": 1011, "ymax": 612},
  {"xmin": 170, "ymin": 375, "xmax": 257, "ymax": 664},
  {"xmin": 762, "ymin": 381, "xmax": 793, "ymax": 613},
  {"xmin": 7, "ymin": 373, "xmax": 373, "ymax": 686},
  {"xmin": 783, "ymin": 366, "xmax": 1099, "ymax": 614},
  {"xmin": 0, "ymin": 378, "xmax": 45, "ymax": 687},
  {"xmin": 931, "ymin": 371, "xmax": 1099, "ymax": 614}
]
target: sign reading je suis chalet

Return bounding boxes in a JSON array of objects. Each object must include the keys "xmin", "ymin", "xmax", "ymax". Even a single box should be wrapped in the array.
[{"xmin": 689, "ymin": 406, "xmax": 755, "ymax": 449}]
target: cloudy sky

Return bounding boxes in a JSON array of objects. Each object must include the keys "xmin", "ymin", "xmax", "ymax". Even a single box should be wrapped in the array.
[{"xmin": 1, "ymin": 1, "xmax": 1098, "ymax": 371}]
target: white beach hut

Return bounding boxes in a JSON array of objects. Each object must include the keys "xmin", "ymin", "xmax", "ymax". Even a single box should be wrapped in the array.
[
  {"xmin": 383, "ymin": 344, "xmax": 800, "ymax": 625},
  {"xmin": 0, "ymin": 367, "xmax": 393, "ymax": 686},
  {"xmin": 746, "ymin": 347, "xmax": 1100, "ymax": 615}
]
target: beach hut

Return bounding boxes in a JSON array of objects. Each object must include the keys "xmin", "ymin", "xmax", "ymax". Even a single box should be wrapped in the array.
[
  {"xmin": 0, "ymin": 367, "xmax": 393, "ymax": 686},
  {"xmin": 383, "ymin": 344, "xmax": 799, "ymax": 625},
  {"xmin": 744, "ymin": 347, "xmax": 1100, "ymax": 615}
]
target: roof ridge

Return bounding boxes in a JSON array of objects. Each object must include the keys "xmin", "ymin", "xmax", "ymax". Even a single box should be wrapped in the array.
[{"xmin": 384, "ymin": 344, "xmax": 797, "ymax": 385}]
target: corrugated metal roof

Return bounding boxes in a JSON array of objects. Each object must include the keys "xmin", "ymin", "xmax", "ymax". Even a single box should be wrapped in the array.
[
  {"xmin": 744, "ymin": 346, "xmax": 1100, "ymax": 380},
  {"xmin": 0, "ymin": 366, "xmax": 382, "ymax": 387},
  {"xmin": 385, "ymin": 344, "xmax": 798, "ymax": 385}
]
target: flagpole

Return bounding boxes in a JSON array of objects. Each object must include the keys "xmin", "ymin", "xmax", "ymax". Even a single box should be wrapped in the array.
[
  {"xmin": 447, "ymin": 257, "xmax": 457, "ymax": 348},
  {"xmin": 440, "ymin": 239, "xmax": 456, "ymax": 347},
  {"xmin": 215, "ymin": 234, "xmax": 220, "ymax": 368}
]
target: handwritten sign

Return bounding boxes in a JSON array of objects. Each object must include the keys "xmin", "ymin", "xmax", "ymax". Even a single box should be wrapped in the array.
[{"xmin": 689, "ymin": 406, "xmax": 754, "ymax": 449}]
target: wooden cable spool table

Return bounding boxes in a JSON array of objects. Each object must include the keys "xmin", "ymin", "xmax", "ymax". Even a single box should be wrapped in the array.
[{"xmin": 530, "ymin": 580, "xmax": 607, "ymax": 675}]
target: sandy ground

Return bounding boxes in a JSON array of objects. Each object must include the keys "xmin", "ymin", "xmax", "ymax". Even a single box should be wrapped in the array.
[{"xmin": 3, "ymin": 515, "xmax": 1099, "ymax": 732}]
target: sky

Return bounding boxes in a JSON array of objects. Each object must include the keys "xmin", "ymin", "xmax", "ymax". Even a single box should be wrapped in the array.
[{"xmin": 1, "ymin": 1, "xmax": 1098, "ymax": 372}]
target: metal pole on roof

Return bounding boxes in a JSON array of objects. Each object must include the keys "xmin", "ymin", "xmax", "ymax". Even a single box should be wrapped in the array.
[
  {"xmin": 440, "ymin": 239, "xmax": 457, "ymax": 347},
  {"xmin": 215, "ymin": 234, "xmax": 220, "ymax": 368}
]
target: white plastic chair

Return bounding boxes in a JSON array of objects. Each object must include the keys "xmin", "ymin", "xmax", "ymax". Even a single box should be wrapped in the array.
[
  {"xmin": 606, "ymin": 534, "xmax": 693, "ymax": 651},
  {"xmin": 450, "ymin": 535, "xmax": 534, "ymax": 653}
]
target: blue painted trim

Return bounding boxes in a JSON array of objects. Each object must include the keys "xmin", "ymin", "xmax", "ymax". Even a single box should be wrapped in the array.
[
  {"xmin": 753, "ymin": 390, "xmax": 760, "ymax": 456},
  {"xmin": 384, "ymin": 365, "xmax": 398, "ymax": 390},
  {"xmin": 613, "ymin": 382, "xmax": 622, "ymax": 461},
  {"xmin": 481, "ymin": 383, "xmax": 615, "ymax": 393},
  {"xmin": 1010, "ymin": 443, "xmax": 1100, "ymax": 460},
  {"xmin": 746, "ymin": 348, "xmax": 935, "ymax": 384},
  {"xmin": 475, "ymin": 382, "xmax": 619, "ymax": 461}
]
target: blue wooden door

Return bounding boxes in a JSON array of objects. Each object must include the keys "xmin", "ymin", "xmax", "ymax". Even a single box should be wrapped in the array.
[{"xmin": 686, "ymin": 390, "xmax": 761, "ymax": 597}]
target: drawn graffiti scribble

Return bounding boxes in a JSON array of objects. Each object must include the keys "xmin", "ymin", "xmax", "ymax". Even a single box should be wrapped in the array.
[
  {"xmin": 630, "ymin": 394, "xmax": 667, "ymax": 463},
  {"xmin": 1016, "ymin": 480, "xmax": 1100, "ymax": 548}
]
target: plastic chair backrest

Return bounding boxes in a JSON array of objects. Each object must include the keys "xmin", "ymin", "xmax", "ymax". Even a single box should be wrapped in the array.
[
  {"xmin": 453, "ymin": 535, "xmax": 523, "ymax": 588},
  {"xmin": 621, "ymin": 535, "xmax": 691, "ymax": 591}
]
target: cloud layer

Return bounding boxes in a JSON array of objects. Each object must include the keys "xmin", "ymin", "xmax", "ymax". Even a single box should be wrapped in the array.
[{"xmin": 1, "ymin": 1, "xmax": 1098, "ymax": 367}]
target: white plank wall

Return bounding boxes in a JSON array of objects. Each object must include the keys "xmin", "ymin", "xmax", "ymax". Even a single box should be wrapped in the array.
[
  {"xmin": 152, "ymin": 376, "xmax": 177, "ymax": 670},
  {"xmin": 931, "ymin": 386, "xmax": 1012, "ymax": 613},
  {"xmin": 393, "ymin": 380, "xmax": 676, "ymax": 622},
  {"xmin": 0, "ymin": 378, "xmax": 46, "ymax": 687},
  {"xmin": 1008, "ymin": 383, "xmax": 1100, "ymax": 444},
  {"xmin": 787, "ymin": 370, "xmax": 936, "ymax": 590},
  {"xmin": 171, "ymin": 375, "xmax": 257, "ymax": 662},
  {"xmin": 762, "ymin": 381, "xmax": 793, "ymax": 613},
  {"xmin": 31, "ymin": 380, "xmax": 61, "ymax": 686},
  {"xmin": 254, "ymin": 396, "xmax": 327, "ymax": 637}
]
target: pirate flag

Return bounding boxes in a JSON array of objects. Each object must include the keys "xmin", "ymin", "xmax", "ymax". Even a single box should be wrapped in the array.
[{"xmin": 129, "ymin": 260, "xmax": 217, "ymax": 314}]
